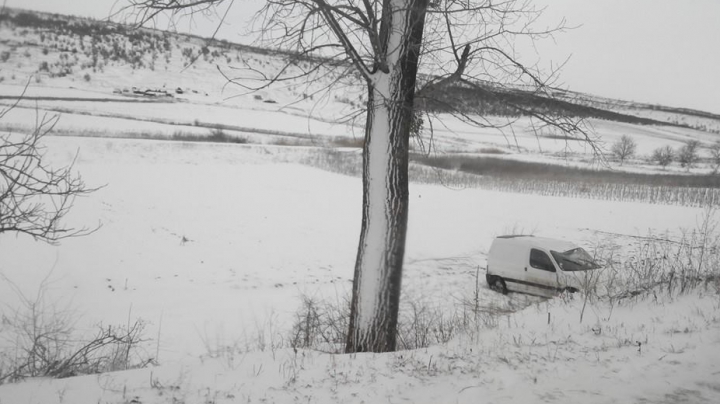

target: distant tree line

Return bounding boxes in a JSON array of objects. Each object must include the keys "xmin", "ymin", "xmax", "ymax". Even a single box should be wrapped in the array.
[{"xmin": 610, "ymin": 135, "xmax": 717, "ymax": 172}]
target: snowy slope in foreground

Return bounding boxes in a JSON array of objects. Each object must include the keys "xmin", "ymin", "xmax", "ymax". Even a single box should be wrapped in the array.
[
  {"xmin": 0, "ymin": 136, "xmax": 718, "ymax": 403},
  {"xmin": 1, "ymin": 294, "xmax": 718, "ymax": 403}
]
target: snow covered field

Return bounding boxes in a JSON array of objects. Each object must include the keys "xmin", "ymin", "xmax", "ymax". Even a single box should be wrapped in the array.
[
  {"xmin": 1, "ymin": 134, "xmax": 718, "ymax": 403},
  {"xmin": 1, "ymin": 82, "xmax": 716, "ymax": 176}
]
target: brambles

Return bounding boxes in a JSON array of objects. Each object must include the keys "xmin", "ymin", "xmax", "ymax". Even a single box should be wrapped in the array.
[
  {"xmin": 587, "ymin": 208, "xmax": 720, "ymax": 303},
  {"xmin": 0, "ymin": 318, "xmax": 152, "ymax": 383},
  {"xmin": 288, "ymin": 288, "xmax": 508, "ymax": 353},
  {"xmin": 290, "ymin": 294, "xmax": 350, "ymax": 352},
  {"xmin": 0, "ymin": 274, "xmax": 154, "ymax": 384}
]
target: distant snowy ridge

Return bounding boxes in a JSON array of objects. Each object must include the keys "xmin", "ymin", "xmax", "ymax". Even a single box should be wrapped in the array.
[{"xmin": 1, "ymin": 7, "xmax": 719, "ymax": 134}]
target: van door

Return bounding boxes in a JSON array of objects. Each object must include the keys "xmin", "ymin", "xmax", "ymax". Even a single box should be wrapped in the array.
[{"xmin": 526, "ymin": 249, "xmax": 561, "ymax": 297}]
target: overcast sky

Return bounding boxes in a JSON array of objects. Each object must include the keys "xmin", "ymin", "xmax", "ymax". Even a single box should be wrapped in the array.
[{"xmin": 6, "ymin": 0, "xmax": 720, "ymax": 114}]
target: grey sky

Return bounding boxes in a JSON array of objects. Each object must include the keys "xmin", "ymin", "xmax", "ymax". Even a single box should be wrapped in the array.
[{"xmin": 7, "ymin": 0, "xmax": 720, "ymax": 114}]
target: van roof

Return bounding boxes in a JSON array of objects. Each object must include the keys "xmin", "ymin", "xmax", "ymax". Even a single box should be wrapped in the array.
[{"xmin": 494, "ymin": 235, "xmax": 578, "ymax": 252}]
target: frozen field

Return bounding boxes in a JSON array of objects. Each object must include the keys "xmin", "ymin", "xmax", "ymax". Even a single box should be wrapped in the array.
[{"xmin": 1, "ymin": 134, "xmax": 719, "ymax": 403}]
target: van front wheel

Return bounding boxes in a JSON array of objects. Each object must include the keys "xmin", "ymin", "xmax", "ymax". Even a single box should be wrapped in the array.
[{"xmin": 489, "ymin": 277, "xmax": 508, "ymax": 295}]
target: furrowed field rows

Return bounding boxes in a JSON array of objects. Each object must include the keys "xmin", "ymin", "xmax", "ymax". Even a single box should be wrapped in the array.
[
  {"xmin": 300, "ymin": 150, "xmax": 720, "ymax": 207},
  {"xmin": 411, "ymin": 169, "xmax": 720, "ymax": 207}
]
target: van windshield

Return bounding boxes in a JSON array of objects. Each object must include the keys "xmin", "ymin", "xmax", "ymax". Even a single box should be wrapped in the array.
[{"xmin": 550, "ymin": 248, "xmax": 600, "ymax": 271}]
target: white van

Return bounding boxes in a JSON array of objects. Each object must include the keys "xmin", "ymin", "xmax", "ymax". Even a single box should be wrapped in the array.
[{"xmin": 486, "ymin": 235, "xmax": 600, "ymax": 297}]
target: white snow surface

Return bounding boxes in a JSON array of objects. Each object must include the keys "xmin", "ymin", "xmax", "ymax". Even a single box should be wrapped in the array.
[
  {"xmin": 0, "ymin": 18, "xmax": 720, "ymax": 403},
  {"xmin": 0, "ymin": 135, "xmax": 718, "ymax": 403}
]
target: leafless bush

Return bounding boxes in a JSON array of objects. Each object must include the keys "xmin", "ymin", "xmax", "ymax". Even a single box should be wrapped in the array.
[
  {"xmin": 678, "ymin": 140, "xmax": 701, "ymax": 169},
  {"xmin": 610, "ymin": 135, "xmax": 637, "ymax": 165},
  {"xmin": 652, "ymin": 145, "xmax": 674, "ymax": 169},
  {"xmin": 289, "ymin": 294, "xmax": 350, "ymax": 353},
  {"xmin": 0, "ymin": 274, "xmax": 153, "ymax": 384},
  {"xmin": 288, "ymin": 273, "xmax": 510, "ymax": 353},
  {"xmin": 587, "ymin": 208, "xmax": 720, "ymax": 305},
  {"xmin": 396, "ymin": 297, "xmax": 467, "ymax": 350},
  {"xmin": 0, "ymin": 321, "xmax": 151, "ymax": 383},
  {"xmin": 709, "ymin": 141, "xmax": 720, "ymax": 174}
]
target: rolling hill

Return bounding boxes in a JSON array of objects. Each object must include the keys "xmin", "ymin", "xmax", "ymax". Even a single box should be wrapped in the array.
[
  {"xmin": 1, "ymin": 5, "xmax": 719, "ymax": 193},
  {"xmin": 1, "ymin": 7, "xmax": 718, "ymax": 135}
]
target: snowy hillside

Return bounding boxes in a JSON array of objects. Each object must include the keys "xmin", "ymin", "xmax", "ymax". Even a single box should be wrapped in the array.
[{"xmin": 0, "ymin": 7, "xmax": 719, "ymax": 166}]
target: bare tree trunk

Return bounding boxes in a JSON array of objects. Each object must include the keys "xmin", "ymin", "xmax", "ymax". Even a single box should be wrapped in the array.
[{"xmin": 346, "ymin": 0, "xmax": 428, "ymax": 353}]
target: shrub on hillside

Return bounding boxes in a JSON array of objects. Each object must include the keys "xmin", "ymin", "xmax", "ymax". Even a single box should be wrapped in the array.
[
  {"xmin": 709, "ymin": 141, "xmax": 720, "ymax": 174},
  {"xmin": 652, "ymin": 145, "xmax": 674, "ymax": 169},
  {"xmin": 678, "ymin": 140, "xmax": 701, "ymax": 169},
  {"xmin": 611, "ymin": 135, "xmax": 637, "ymax": 165},
  {"xmin": 168, "ymin": 128, "xmax": 248, "ymax": 144},
  {"xmin": 207, "ymin": 128, "xmax": 248, "ymax": 143}
]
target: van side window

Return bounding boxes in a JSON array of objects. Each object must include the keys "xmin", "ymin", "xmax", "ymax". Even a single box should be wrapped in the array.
[{"xmin": 530, "ymin": 249, "xmax": 556, "ymax": 272}]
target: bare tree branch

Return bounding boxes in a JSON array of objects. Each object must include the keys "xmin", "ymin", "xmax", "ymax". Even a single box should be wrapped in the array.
[{"xmin": 1, "ymin": 85, "xmax": 101, "ymax": 244}]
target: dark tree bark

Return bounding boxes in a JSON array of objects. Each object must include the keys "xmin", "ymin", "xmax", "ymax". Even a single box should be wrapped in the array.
[{"xmin": 346, "ymin": 0, "xmax": 428, "ymax": 352}]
